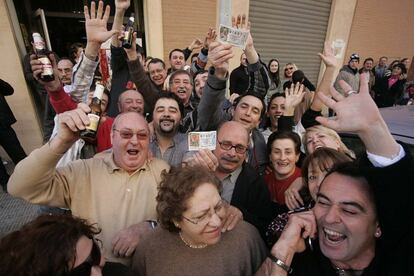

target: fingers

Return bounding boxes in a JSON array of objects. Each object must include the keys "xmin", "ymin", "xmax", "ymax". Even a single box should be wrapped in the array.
[
  {"xmin": 96, "ymin": 0, "xmax": 104, "ymax": 19},
  {"xmin": 103, "ymin": 4, "xmax": 111, "ymax": 22},
  {"xmin": 290, "ymin": 211, "xmax": 317, "ymax": 239},
  {"xmin": 315, "ymin": 115, "xmax": 339, "ymax": 131},
  {"xmin": 317, "ymin": 92, "xmax": 337, "ymax": 110},
  {"xmin": 330, "ymin": 86, "xmax": 345, "ymax": 101},
  {"xmin": 338, "ymin": 80, "xmax": 352, "ymax": 94},
  {"xmin": 90, "ymin": 1, "xmax": 96, "ymax": 19},
  {"xmin": 358, "ymin": 72, "xmax": 370, "ymax": 95},
  {"xmin": 222, "ymin": 206, "xmax": 243, "ymax": 232},
  {"xmin": 84, "ymin": 5, "xmax": 90, "ymax": 20},
  {"xmin": 59, "ymin": 106, "xmax": 91, "ymax": 132},
  {"xmin": 195, "ymin": 149, "xmax": 218, "ymax": 171},
  {"xmin": 292, "ymin": 189, "xmax": 304, "ymax": 206}
]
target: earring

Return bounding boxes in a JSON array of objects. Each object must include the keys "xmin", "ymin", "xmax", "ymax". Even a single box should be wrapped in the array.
[{"xmin": 375, "ymin": 229, "xmax": 381, "ymax": 237}]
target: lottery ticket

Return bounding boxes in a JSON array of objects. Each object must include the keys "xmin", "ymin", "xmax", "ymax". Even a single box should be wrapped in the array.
[
  {"xmin": 188, "ymin": 131, "xmax": 217, "ymax": 151},
  {"xmin": 218, "ymin": 24, "xmax": 249, "ymax": 50}
]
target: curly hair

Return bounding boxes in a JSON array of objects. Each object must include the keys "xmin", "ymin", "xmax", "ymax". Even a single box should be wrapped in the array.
[
  {"xmin": 0, "ymin": 214, "xmax": 100, "ymax": 276},
  {"xmin": 156, "ymin": 166, "xmax": 222, "ymax": 232}
]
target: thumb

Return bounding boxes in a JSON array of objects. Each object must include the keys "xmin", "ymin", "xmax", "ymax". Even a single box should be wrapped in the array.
[{"xmin": 49, "ymin": 53, "xmax": 58, "ymax": 68}]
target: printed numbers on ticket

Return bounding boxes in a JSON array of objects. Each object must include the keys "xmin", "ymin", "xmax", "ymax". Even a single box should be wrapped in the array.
[
  {"xmin": 218, "ymin": 24, "xmax": 249, "ymax": 50},
  {"xmin": 188, "ymin": 131, "xmax": 217, "ymax": 151}
]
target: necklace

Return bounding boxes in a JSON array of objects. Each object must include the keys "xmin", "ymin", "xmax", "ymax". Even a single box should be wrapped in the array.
[
  {"xmin": 334, "ymin": 266, "xmax": 365, "ymax": 276},
  {"xmin": 179, "ymin": 232, "xmax": 207, "ymax": 249}
]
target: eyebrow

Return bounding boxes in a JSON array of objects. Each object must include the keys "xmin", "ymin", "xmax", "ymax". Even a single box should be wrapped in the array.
[{"xmin": 317, "ymin": 193, "xmax": 366, "ymax": 213}]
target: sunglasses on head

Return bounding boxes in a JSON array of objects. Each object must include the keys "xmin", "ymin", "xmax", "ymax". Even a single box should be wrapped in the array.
[{"xmin": 68, "ymin": 239, "xmax": 101, "ymax": 276}]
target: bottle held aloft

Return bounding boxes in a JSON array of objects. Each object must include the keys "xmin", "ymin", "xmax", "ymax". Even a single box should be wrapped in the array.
[
  {"xmin": 80, "ymin": 83, "xmax": 105, "ymax": 142},
  {"xmin": 122, "ymin": 13, "xmax": 135, "ymax": 49},
  {"xmin": 32, "ymin": 33, "xmax": 54, "ymax": 82}
]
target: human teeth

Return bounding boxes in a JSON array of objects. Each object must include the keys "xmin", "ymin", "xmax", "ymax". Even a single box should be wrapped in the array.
[{"xmin": 324, "ymin": 228, "xmax": 342, "ymax": 237}]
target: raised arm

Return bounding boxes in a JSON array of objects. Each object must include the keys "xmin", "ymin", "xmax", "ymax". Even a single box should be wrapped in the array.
[{"xmin": 111, "ymin": 0, "xmax": 130, "ymax": 48}]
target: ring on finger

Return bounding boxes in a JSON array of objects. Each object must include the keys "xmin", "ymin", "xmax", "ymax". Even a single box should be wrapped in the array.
[{"xmin": 346, "ymin": 90, "xmax": 357, "ymax": 95}]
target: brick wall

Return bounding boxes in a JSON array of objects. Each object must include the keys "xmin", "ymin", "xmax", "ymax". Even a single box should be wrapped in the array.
[
  {"xmin": 161, "ymin": 0, "xmax": 217, "ymax": 66},
  {"xmin": 345, "ymin": 0, "xmax": 414, "ymax": 65}
]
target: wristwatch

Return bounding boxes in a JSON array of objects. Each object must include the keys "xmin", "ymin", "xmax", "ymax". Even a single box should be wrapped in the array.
[{"xmin": 268, "ymin": 254, "xmax": 293, "ymax": 274}]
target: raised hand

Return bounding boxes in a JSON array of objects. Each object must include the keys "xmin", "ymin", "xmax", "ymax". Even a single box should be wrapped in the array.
[
  {"xmin": 316, "ymin": 73, "xmax": 399, "ymax": 157},
  {"xmin": 318, "ymin": 41, "xmax": 337, "ymax": 68},
  {"xmin": 30, "ymin": 53, "xmax": 61, "ymax": 91},
  {"xmin": 208, "ymin": 41, "xmax": 234, "ymax": 79},
  {"xmin": 189, "ymin": 38, "xmax": 203, "ymax": 51},
  {"xmin": 232, "ymin": 14, "xmax": 258, "ymax": 64},
  {"xmin": 84, "ymin": 1, "xmax": 118, "ymax": 45},
  {"xmin": 115, "ymin": 0, "xmax": 130, "ymax": 11},
  {"xmin": 123, "ymin": 32, "xmax": 138, "ymax": 61},
  {"xmin": 203, "ymin": 27, "xmax": 217, "ymax": 49},
  {"xmin": 284, "ymin": 82, "xmax": 305, "ymax": 116}
]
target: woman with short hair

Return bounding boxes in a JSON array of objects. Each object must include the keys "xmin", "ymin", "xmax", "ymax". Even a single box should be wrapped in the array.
[{"xmin": 131, "ymin": 166, "xmax": 267, "ymax": 276}]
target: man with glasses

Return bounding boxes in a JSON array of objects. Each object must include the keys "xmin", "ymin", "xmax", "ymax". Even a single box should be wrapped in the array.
[
  {"xmin": 189, "ymin": 121, "xmax": 272, "ymax": 238},
  {"xmin": 8, "ymin": 105, "xmax": 170, "ymax": 267}
]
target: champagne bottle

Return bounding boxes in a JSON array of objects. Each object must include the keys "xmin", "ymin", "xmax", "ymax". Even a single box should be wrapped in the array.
[
  {"xmin": 32, "ymin": 33, "xmax": 54, "ymax": 82},
  {"xmin": 80, "ymin": 83, "xmax": 105, "ymax": 142},
  {"xmin": 122, "ymin": 13, "xmax": 135, "ymax": 49}
]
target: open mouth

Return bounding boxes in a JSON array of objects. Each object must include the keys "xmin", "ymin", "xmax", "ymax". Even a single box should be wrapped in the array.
[
  {"xmin": 127, "ymin": 149, "xmax": 139, "ymax": 156},
  {"xmin": 160, "ymin": 119, "xmax": 174, "ymax": 127},
  {"xmin": 323, "ymin": 227, "xmax": 346, "ymax": 245}
]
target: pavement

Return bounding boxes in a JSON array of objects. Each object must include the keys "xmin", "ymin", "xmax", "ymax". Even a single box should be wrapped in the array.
[{"xmin": 0, "ymin": 158, "xmax": 40, "ymax": 239}]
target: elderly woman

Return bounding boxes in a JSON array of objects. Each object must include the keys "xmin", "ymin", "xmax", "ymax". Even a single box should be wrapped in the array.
[
  {"xmin": 131, "ymin": 166, "xmax": 267, "ymax": 276},
  {"xmin": 265, "ymin": 131, "xmax": 302, "ymax": 214},
  {"xmin": 0, "ymin": 214, "xmax": 106, "ymax": 276},
  {"xmin": 266, "ymin": 147, "xmax": 352, "ymax": 247}
]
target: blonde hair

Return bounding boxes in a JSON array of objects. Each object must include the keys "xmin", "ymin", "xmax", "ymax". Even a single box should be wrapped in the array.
[
  {"xmin": 303, "ymin": 125, "xmax": 355, "ymax": 159},
  {"xmin": 283, "ymin": 63, "xmax": 298, "ymax": 78}
]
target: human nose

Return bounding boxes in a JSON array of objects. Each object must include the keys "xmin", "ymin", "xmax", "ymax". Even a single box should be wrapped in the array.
[
  {"xmin": 324, "ymin": 206, "xmax": 341, "ymax": 224},
  {"xmin": 208, "ymin": 211, "xmax": 222, "ymax": 227}
]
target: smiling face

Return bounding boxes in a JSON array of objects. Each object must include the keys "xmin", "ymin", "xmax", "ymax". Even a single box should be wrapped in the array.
[
  {"xmin": 270, "ymin": 138, "xmax": 299, "ymax": 180},
  {"xmin": 170, "ymin": 73, "xmax": 193, "ymax": 105},
  {"xmin": 111, "ymin": 113, "xmax": 149, "ymax": 174},
  {"xmin": 269, "ymin": 60, "xmax": 279, "ymax": 73},
  {"xmin": 153, "ymin": 98, "xmax": 181, "ymax": 137},
  {"xmin": 214, "ymin": 122, "xmax": 249, "ymax": 175},
  {"xmin": 118, "ymin": 90, "xmax": 144, "ymax": 114},
  {"xmin": 314, "ymin": 173, "xmax": 379, "ymax": 268},
  {"xmin": 148, "ymin": 62, "xmax": 167, "ymax": 86},
  {"xmin": 268, "ymin": 96, "xmax": 285, "ymax": 129},
  {"xmin": 233, "ymin": 95, "xmax": 263, "ymax": 131},
  {"xmin": 194, "ymin": 72, "xmax": 208, "ymax": 98},
  {"xmin": 178, "ymin": 183, "xmax": 225, "ymax": 247},
  {"xmin": 170, "ymin": 50, "xmax": 185, "ymax": 71},
  {"xmin": 305, "ymin": 129, "xmax": 341, "ymax": 154}
]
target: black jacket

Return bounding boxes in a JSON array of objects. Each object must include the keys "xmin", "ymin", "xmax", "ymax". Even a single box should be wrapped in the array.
[
  {"xmin": 231, "ymin": 162, "xmax": 273, "ymax": 239},
  {"xmin": 0, "ymin": 79, "xmax": 16, "ymax": 127}
]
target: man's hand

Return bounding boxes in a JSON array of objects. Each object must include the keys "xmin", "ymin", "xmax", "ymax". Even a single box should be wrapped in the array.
[
  {"xmin": 221, "ymin": 204, "xmax": 243, "ymax": 232},
  {"xmin": 115, "ymin": 0, "xmax": 130, "ymax": 11},
  {"xmin": 271, "ymin": 211, "xmax": 317, "ymax": 261},
  {"xmin": 318, "ymin": 41, "xmax": 337, "ymax": 68},
  {"xmin": 228, "ymin": 93, "xmax": 240, "ymax": 104},
  {"xmin": 30, "ymin": 53, "xmax": 61, "ymax": 91},
  {"xmin": 189, "ymin": 38, "xmax": 203, "ymax": 51},
  {"xmin": 184, "ymin": 149, "xmax": 219, "ymax": 171},
  {"xmin": 203, "ymin": 28, "xmax": 217, "ymax": 49},
  {"xmin": 123, "ymin": 32, "xmax": 138, "ymax": 61},
  {"xmin": 316, "ymin": 73, "xmax": 399, "ymax": 158},
  {"xmin": 284, "ymin": 177, "xmax": 305, "ymax": 210},
  {"xmin": 208, "ymin": 41, "xmax": 233, "ymax": 79},
  {"xmin": 284, "ymin": 82, "xmax": 305, "ymax": 116},
  {"xmin": 232, "ymin": 15, "xmax": 258, "ymax": 64},
  {"xmin": 111, "ymin": 222, "xmax": 152, "ymax": 258},
  {"xmin": 49, "ymin": 103, "xmax": 91, "ymax": 154}
]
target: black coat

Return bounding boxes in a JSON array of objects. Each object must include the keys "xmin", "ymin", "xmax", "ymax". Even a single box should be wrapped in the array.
[
  {"xmin": 230, "ymin": 162, "xmax": 273, "ymax": 239},
  {"xmin": 374, "ymin": 76, "xmax": 406, "ymax": 107},
  {"xmin": 0, "ymin": 79, "xmax": 16, "ymax": 127}
]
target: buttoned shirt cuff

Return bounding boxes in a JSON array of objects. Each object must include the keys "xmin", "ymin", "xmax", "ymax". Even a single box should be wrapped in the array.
[{"xmin": 366, "ymin": 144, "xmax": 405, "ymax": 168}]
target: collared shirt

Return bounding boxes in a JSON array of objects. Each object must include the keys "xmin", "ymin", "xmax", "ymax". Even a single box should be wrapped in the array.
[
  {"xmin": 221, "ymin": 166, "xmax": 243, "ymax": 202},
  {"xmin": 150, "ymin": 132, "xmax": 189, "ymax": 167},
  {"xmin": 8, "ymin": 144, "xmax": 170, "ymax": 265}
]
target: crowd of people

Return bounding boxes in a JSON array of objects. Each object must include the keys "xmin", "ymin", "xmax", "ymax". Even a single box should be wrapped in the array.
[{"xmin": 0, "ymin": 0, "xmax": 413, "ymax": 275}]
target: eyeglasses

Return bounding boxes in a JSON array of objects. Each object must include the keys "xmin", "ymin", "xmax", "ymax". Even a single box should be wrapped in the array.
[
  {"xmin": 182, "ymin": 199, "xmax": 228, "ymax": 225},
  {"xmin": 113, "ymin": 129, "xmax": 149, "ymax": 140},
  {"xmin": 218, "ymin": 141, "xmax": 248, "ymax": 154},
  {"xmin": 68, "ymin": 238, "xmax": 102, "ymax": 275}
]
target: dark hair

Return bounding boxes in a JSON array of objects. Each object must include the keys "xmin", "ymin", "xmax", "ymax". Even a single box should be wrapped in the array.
[
  {"xmin": 169, "ymin": 69, "xmax": 193, "ymax": 86},
  {"xmin": 69, "ymin": 42, "xmax": 84, "ymax": 63},
  {"xmin": 363, "ymin": 57, "xmax": 374, "ymax": 64},
  {"xmin": 156, "ymin": 166, "xmax": 222, "ymax": 232},
  {"xmin": 233, "ymin": 91, "xmax": 266, "ymax": 120},
  {"xmin": 400, "ymin": 58, "xmax": 409, "ymax": 63},
  {"xmin": 292, "ymin": 70, "xmax": 305, "ymax": 84},
  {"xmin": 301, "ymin": 147, "xmax": 352, "ymax": 187},
  {"xmin": 148, "ymin": 58, "xmax": 166, "ymax": 69},
  {"xmin": 154, "ymin": 91, "xmax": 185, "ymax": 117},
  {"xmin": 268, "ymin": 59, "xmax": 281, "ymax": 87},
  {"xmin": 322, "ymin": 161, "xmax": 376, "ymax": 210},
  {"xmin": 193, "ymin": 69, "xmax": 208, "ymax": 81},
  {"xmin": 169, "ymin": 48, "xmax": 185, "ymax": 60},
  {"xmin": 58, "ymin": 57, "xmax": 75, "ymax": 66},
  {"xmin": 267, "ymin": 92, "xmax": 285, "ymax": 112},
  {"xmin": 0, "ymin": 214, "xmax": 100, "ymax": 276},
  {"xmin": 190, "ymin": 52, "xmax": 199, "ymax": 62},
  {"xmin": 388, "ymin": 59, "xmax": 400, "ymax": 70},
  {"xmin": 392, "ymin": 63, "xmax": 407, "ymax": 74},
  {"xmin": 267, "ymin": 130, "xmax": 301, "ymax": 156}
]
